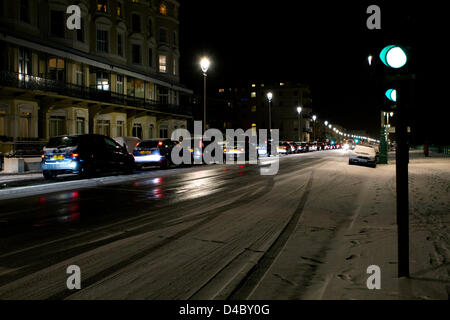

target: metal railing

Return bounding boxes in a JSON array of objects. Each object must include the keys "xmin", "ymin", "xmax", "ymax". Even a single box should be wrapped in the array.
[{"xmin": 0, "ymin": 71, "xmax": 192, "ymax": 116}]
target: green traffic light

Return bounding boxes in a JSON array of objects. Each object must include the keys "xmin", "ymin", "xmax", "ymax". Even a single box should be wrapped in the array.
[
  {"xmin": 379, "ymin": 45, "xmax": 407, "ymax": 69},
  {"xmin": 385, "ymin": 89, "xmax": 397, "ymax": 102}
]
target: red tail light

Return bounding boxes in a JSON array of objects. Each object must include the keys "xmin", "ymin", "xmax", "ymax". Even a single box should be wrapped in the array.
[
  {"xmin": 41, "ymin": 154, "xmax": 45, "ymax": 158},
  {"xmin": 158, "ymin": 141, "xmax": 163, "ymax": 146}
]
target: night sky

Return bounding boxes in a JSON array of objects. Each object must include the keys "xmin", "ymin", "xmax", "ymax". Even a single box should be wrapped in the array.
[{"xmin": 178, "ymin": 1, "xmax": 449, "ymax": 143}]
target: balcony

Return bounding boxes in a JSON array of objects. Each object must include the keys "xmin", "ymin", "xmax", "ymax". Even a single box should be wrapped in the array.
[{"xmin": 0, "ymin": 71, "xmax": 192, "ymax": 117}]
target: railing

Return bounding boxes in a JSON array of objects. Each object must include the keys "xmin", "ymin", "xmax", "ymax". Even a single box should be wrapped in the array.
[
  {"xmin": 1, "ymin": 139, "xmax": 47, "ymax": 158},
  {"xmin": 0, "ymin": 71, "xmax": 192, "ymax": 116}
]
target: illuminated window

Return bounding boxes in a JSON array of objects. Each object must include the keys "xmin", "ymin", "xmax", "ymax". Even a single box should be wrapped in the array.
[
  {"xmin": 251, "ymin": 92, "xmax": 256, "ymax": 98},
  {"xmin": 251, "ymin": 106, "xmax": 257, "ymax": 112},
  {"xmin": 159, "ymin": 3, "xmax": 167, "ymax": 15},
  {"xmin": 96, "ymin": 72, "xmax": 110, "ymax": 91},
  {"xmin": 251, "ymin": 84, "xmax": 256, "ymax": 88},
  {"xmin": 159, "ymin": 55, "xmax": 167, "ymax": 73},
  {"xmin": 218, "ymin": 89, "xmax": 224, "ymax": 93},
  {"xmin": 280, "ymin": 82, "xmax": 285, "ymax": 86},
  {"xmin": 116, "ymin": 2, "xmax": 122, "ymax": 17},
  {"xmin": 97, "ymin": 0, "xmax": 108, "ymax": 13},
  {"xmin": 131, "ymin": 0, "xmax": 139, "ymax": 2},
  {"xmin": 261, "ymin": 84, "xmax": 264, "ymax": 87}
]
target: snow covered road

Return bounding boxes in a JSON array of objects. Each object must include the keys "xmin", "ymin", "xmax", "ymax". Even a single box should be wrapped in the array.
[{"xmin": 0, "ymin": 150, "xmax": 448, "ymax": 299}]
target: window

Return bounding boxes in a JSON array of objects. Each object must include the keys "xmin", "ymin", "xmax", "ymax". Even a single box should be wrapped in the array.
[
  {"xmin": 131, "ymin": 44, "xmax": 141, "ymax": 64},
  {"xmin": 0, "ymin": 110, "xmax": 6, "ymax": 136},
  {"xmin": 132, "ymin": 123, "xmax": 142, "ymax": 139},
  {"xmin": 96, "ymin": 72, "xmax": 110, "ymax": 91},
  {"xmin": 97, "ymin": 30, "xmax": 109, "ymax": 52},
  {"xmin": 96, "ymin": 120, "xmax": 110, "ymax": 136},
  {"xmin": 251, "ymin": 105, "xmax": 257, "ymax": 112},
  {"xmin": 50, "ymin": 10, "xmax": 64, "ymax": 37},
  {"xmin": 159, "ymin": 3, "xmax": 167, "ymax": 15},
  {"xmin": 172, "ymin": 58, "xmax": 177, "ymax": 76},
  {"xmin": 149, "ymin": 124, "xmax": 154, "ymax": 139},
  {"xmin": 251, "ymin": 92, "xmax": 256, "ymax": 98},
  {"xmin": 158, "ymin": 87, "xmax": 168, "ymax": 104},
  {"xmin": 173, "ymin": 31, "xmax": 177, "ymax": 46},
  {"xmin": 20, "ymin": 0, "xmax": 30, "ymax": 23},
  {"xmin": 19, "ymin": 112, "xmax": 32, "ymax": 138},
  {"xmin": 132, "ymin": 14, "xmax": 141, "ymax": 33},
  {"xmin": 116, "ymin": 120, "xmax": 124, "ymax": 137},
  {"xmin": 159, "ymin": 126, "xmax": 168, "ymax": 138},
  {"xmin": 117, "ymin": 33, "xmax": 123, "ymax": 56},
  {"xmin": 97, "ymin": 0, "xmax": 108, "ymax": 13},
  {"xmin": 148, "ymin": 48, "xmax": 153, "ymax": 67},
  {"xmin": 75, "ymin": 70, "xmax": 84, "ymax": 86},
  {"xmin": 18, "ymin": 48, "xmax": 31, "ymax": 78},
  {"xmin": 76, "ymin": 117, "xmax": 85, "ymax": 134},
  {"xmin": 76, "ymin": 18, "xmax": 84, "ymax": 42},
  {"xmin": 116, "ymin": 1, "xmax": 122, "ymax": 17},
  {"xmin": 49, "ymin": 116, "xmax": 67, "ymax": 137},
  {"xmin": 159, "ymin": 28, "xmax": 168, "ymax": 43},
  {"xmin": 148, "ymin": 19, "xmax": 153, "ymax": 37},
  {"xmin": 159, "ymin": 55, "xmax": 167, "ymax": 73},
  {"xmin": 116, "ymin": 75, "xmax": 124, "ymax": 94},
  {"xmin": 48, "ymin": 57, "xmax": 65, "ymax": 81}
]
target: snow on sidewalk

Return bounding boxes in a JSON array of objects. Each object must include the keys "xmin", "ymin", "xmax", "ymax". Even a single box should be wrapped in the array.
[{"xmin": 250, "ymin": 151, "xmax": 450, "ymax": 300}]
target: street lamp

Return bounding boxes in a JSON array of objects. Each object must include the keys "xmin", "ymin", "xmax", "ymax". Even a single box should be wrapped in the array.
[
  {"xmin": 312, "ymin": 115, "xmax": 317, "ymax": 142},
  {"xmin": 297, "ymin": 106, "xmax": 302, "ymax": 141},
  {"xmin": 200, "ymin": 57, "xmax": 210, "ymax": 132},
  {"xmin": 267, "ymin": 92, "xmax": 273, "ymax": 156}
]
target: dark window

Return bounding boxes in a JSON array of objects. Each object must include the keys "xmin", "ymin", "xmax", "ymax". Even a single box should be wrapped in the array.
[
  {"xmin": 20, "ymin": 0, "xmax": 30, "ymax": 23},
  {"xmin": 173, "ymin": 31, "xmax": 177, "ymax": 46},
  {"xmin": 148, "ymin": 18, "xmax": 153, "ymax": 37},
  {"xmin": 132, "ymin": 124, "xmax": 143, "ymax": 139},
  {"xmin": 76, "ymin": 18, "xmax": 84, "ymax": 42},
  {"xmin": 50, "ymin": 10, "xmax": 65, "ymax": 37},
  {"xmin": 117, "ymin": 34, "xmax": 123, "ymax": 56},
  {"xmin": 159, "ymin": 28, "xmax": 167, "ymax": 43},
  {"xmin": 132, "ymin": 14, "xmax": 141, "ymax": 33},
  {"xmin": 97, "ymin": 30, "xmax": 109, "ymax": 52},
  {"xmin": 148, "ymin": 48, "xmax": 153, "ymax": 67},
  {"xmin": 131, "ymin": 44, "xmax": 141, "ymax": 64}
]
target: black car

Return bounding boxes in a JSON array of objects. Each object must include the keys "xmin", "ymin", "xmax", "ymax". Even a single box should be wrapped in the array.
[
  {"xmin": 41, "ymin": 134, "xmax": 135, "ymax": 179},
  {"xmin": 133, "ymin": 139, "xmax": 180, "ymax": 169}
]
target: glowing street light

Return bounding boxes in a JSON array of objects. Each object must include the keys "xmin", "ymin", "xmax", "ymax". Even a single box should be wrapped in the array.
[
  {"xmin": 200, "ymin": 57, "xmax": 210, "ymax": 132},
  {"xmin": 296, "ymin": 106, "xmax": 302, "ymax": 141}
]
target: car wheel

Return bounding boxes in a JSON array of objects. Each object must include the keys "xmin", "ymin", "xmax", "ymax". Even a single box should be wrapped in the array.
[
  {"xmin": 43, "ymin": 170, "xmax": 56, "ymax": 180},
  {"xmin": 79, "ymin": 163, "xmax": 94, "ymax": 178}
]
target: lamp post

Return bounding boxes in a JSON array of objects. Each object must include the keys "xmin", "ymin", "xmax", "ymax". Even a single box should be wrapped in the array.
[
  {"xmin": 324, "ymin": 121, "xmax": 328, "ymax": 141},
  {"xmin": 297, "ymin": 106, "xmax": 302, "ymax": 141},
  {"xmin": 312, "ymin": 115, "xmax": 317, "ymax": 142},
  {"xmin": 267, "ymin": 92, "xmax": 273, "ymax": 156},
  {"xmin": 200, "ymin": 57, "xmax": 210, "ymax": 132}
]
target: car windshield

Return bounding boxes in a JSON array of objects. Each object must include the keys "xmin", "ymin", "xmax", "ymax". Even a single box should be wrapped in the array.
[{"xmin": 46, "ymin": 136, "xmax": 79, "ymax": 148}]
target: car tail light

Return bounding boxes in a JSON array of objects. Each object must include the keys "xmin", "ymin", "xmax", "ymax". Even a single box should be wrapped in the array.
[
  {"xmin": 41, "ymin": 154, "xmax": 45, "ymax": 158},
  {"xmin": 71, "ymin": 153, "xmax": 79, "ymax": 159},
  {"xmin": 158, "ymin": 141, "xmax": 163, "ymax": 146}
]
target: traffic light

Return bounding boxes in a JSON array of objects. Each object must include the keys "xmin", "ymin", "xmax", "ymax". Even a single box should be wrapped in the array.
[
  {"xmin": 379, "ymin": 45, "xmax": 408, "ymax": 69},
  {"xmin": 385, "ymin": 89, "xmax": 397, "ymax": 102}
]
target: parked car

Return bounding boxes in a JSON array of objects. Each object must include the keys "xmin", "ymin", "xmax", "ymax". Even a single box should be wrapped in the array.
[
  {"xmin": 133, "ymin": 139, "xmax": 179, "ymax": 169},
  {"xmin": 41, "ymin": 134, "xmax": 135, "ymax": 179},
  {"xmin": 113, "ymin": 136, "xmax": 141, "ymax": 154},
  {"xmin": 349, "ymin": 145, "xmax": 377, "ymax": 168}
]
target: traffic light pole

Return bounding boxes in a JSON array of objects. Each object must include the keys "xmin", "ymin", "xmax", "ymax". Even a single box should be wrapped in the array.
[{"xmin": 394, "ymin": 77, "xmax": 413, "ymax": 278}]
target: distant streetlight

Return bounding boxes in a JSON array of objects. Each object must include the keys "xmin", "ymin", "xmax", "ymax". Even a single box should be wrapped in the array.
[
  {"xmin": 200, "ymin": 57, "xmax": 210, "ymax": 132},
  {"xmin": 312, "ymin": 115, "xmax": 317, "ymax": 141},
  {"xmin": 297, "ymin": 106, "xmax": 302, "ymax": 141}
]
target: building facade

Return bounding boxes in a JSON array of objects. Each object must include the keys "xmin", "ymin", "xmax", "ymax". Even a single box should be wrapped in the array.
[{"xmin": 0, "ymin": 0, "xmax": 192, "ymax": 155}]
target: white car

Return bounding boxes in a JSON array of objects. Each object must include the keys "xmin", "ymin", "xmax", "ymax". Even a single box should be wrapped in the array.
[{"xmin": 349, "ymin": 145, "xmax": 377, "ymax": 168}]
